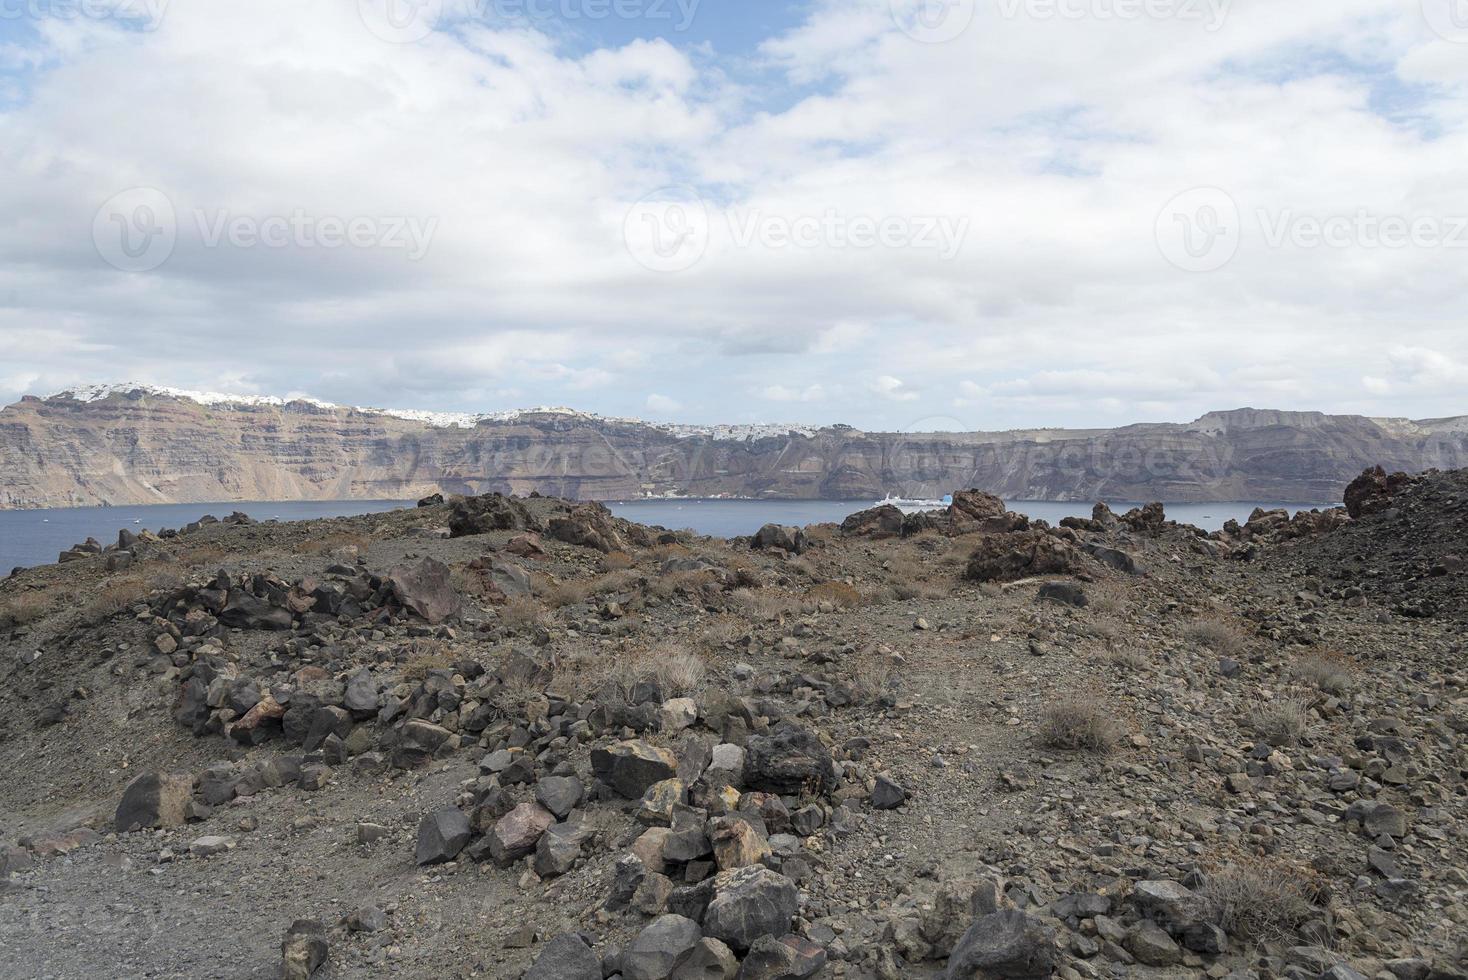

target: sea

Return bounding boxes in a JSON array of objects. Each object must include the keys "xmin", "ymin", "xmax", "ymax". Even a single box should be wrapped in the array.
[{"xmin": 0, "ymin": 497, "xmax": 1335, "ymax": 573}]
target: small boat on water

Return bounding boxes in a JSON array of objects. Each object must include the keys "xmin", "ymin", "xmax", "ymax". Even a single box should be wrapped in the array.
[{"xmin": 875, "ymin": 493, "xmax": 952, "ymax": 515}]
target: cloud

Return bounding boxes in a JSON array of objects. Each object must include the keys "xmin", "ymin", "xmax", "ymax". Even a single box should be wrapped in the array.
[
  {"xmin": 868, "ymin": 375, "xmax": 919, "ymax": 401},
  {"xmin": 0, "ymin": 0, "xmax": 1465, "ymax": 428},
  {"xmin": 760, "ymin": 384, "xmax": 827, "ymax": 403},
  {"xmin": 645, "ymin": 393, "xmax": 682, "ymax": 413}
]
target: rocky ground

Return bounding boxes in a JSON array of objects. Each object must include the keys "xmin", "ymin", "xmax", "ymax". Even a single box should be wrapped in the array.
[{"xmin": 0, "ymin": 472, "xmax": 1464, "ymax": 980}]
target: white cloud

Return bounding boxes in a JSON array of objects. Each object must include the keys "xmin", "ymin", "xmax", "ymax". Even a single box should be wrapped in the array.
[
  {"xmin": 0, "ymin": 0, "xmax": 1465, "ymax": 427},
  {"xmin": 869, "ymin": 375, "xmax": 919, "ymax": 401},
  {"xmin": 645, "ymin": 393, "xmax": 682, "ymax": 413},
  {"xmin": 760, "ymin": 384, "xmax": 827, "ymax": 403}
]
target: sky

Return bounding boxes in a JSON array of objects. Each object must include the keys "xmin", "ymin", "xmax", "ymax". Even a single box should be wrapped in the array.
[{"xmin": 1, "ymin": 0, "xmax": 1467, "ymax": 432}]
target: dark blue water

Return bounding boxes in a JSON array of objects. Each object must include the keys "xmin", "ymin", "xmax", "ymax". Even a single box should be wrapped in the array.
[{"xmin": 0, "ymin": 498, "xmax": 1332, "ymax": 572}]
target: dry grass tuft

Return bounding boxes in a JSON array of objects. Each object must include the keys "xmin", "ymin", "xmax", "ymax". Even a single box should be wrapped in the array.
[
  {"xmin": 82, "ymin": 576, "xmax": 154, "ymax": 623},
  {"xmin": 698, "ymin": 614, "xmax": 744, "ymax": 652},
  {"xmin": 807, "ymin": 581, "xmax": 863, "ymax": 609},
  {"xmin": 591, "ymin": 641, "xmax": 708, "ymax": 700},
  {"xmin": 1103, "ymin": 645, "xmax": 1151, "ymax": 670},
  {"xmin": 848, "ymin": 649, "xmax": 900, "ymax": 704},
  {"xmin": 1183, "ymin": 615, "xmax": 1251, "ymax": 657},
  {"xmin": 537, "ymin": 576, "xmax": 593, "ymax": 609},
  {"xmin": 1249, "ymin": 696, "xmax": 1312, "ymax": 745},
  {"xmin": 730, "ymin": 588, "xmax": 795, "ymax": 622},
  {"xmin": 1038, "ymin": 696, "xmax": 1123, "ymax": 752},
  {"xmin": 399, "ymin": 639, "xmax": 455, "ymax": 682},
  {"xmin": 500, "ymin": 596, "xmax": 548, "ymax": 631},
  {"xmin": 1290, "ymin": 649, "xmax": 1354, "ymax": 695},
  {"xmin": 1197, "ymin": 856, "xmax": 1325, "ymax": 943},
  {"xmin": 0, "ymin": 590, "xmax": 51, "ymax": 627},
  {"xmin": 601, "ymin": 551, "xmax": 635, "ymax": 571}
]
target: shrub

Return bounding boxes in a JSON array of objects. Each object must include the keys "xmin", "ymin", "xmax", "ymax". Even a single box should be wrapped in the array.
[
  {"xmin": 699, "ymin": 615, "xmax": 743, "ymax": 651},
  {"xmin": 1104, "ymin": 645, "xmax": 1150, "ymax": 670},
  {"xmin": 0, "ymin": 591, "xmax": 50, "ymax": 627},
  {"xmin": 1290, "ymin": 649, "xmax": 1354, "ymax": 694},
  {"xmin": 594, "ymin": 642, "xmax": 707, "ymax": 700},
  {"xmin": 1249, "ymin": 697, "xmax": 1311, "ymax": 745},
  {"xmin": 538, "ymin": 577, "xmax": 592, "ymax": 609},
  {"xmin": 399, "ymin": 639, "xmax": 455, "ymax": 682},
  {"xmin": 849, "ymin": 649, "xmax": 899, "ymax": 704},
  {"xmin": 1038, "ymin": 696, "xmax": 1123, "ymax": 752},
  {"xmin": 1183, "ymin": 616, "xmax": 1250, "ymax": 657},
  {"xmin": 602, "ymin": 551, "xmax": 635, "ymax": 572},
  {"xmin": 807, "ymin": 581, "xmax": 862, "ymax": 609},
  {"xmin": 1197, "ymin": 857, "xmax": 1324, "ymax": 943},
  {"xmin": 83, "ymin": 576, "xmax": 153, "ymax": 623},
  {"xmin": 500, "ymin": 596, "xmax": 547, "ymax": 631},
  {"xmin": 730, "ymin": 588, "xmax": 795, "ymax": 622}
]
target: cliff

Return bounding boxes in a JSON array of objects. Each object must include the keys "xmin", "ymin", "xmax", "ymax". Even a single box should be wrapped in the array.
[{"xmin": 2, "ymin": 386, "xmax": 1465, "ymax": 508}]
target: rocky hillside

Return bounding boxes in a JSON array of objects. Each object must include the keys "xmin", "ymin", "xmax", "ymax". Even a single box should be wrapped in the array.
[
  {"xmin": 3, "ymin": 385, "xmax": 1467, "ymax": 508},
  {"xmin": 1, "ymin": 475, "xmax": 1465, "ymax": 979}
]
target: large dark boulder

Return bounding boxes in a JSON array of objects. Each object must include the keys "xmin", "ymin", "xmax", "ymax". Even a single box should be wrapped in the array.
[
  {"xmin": 840, "ymin": 505, "xmax": 905, "ymax": 540},
  {"xmin": 526, "ymin": 932, "xmax": 601, "ymax": 980},
  {"xmin": 1344, "ymin": 465, "xmax": 1417, "ymax": 519},
  {"xmin": 965, "ymin": 531, "xmax": 1083, "ymax": 583},
  {"xmin": 548, "ymin": 502, "xmax": 626, "ymax": 553},
  {"xmin": 385, "ymin": 558, "xmax": 461, "ymax": 624},
  {"xmin": 743, "ymin": 725, "xmax": 837, "ymax": 795},
  {"xmin": 944, "ymin": 911, "xmax": 1056, "ymax": 979},
  {"xmin": 751, "ymin": 524, "xmax": 807, "ymax": 554},
  {"xmin": 114, "ymin": 772, "xmax": 193, "ymax": 832},
  {"xmin": 217, "ymin": 591, "xmax": 293, "ymax": 631},
  {"xmin": 702, "ymin": 866, "xmax": 800, "ymax": 953},
  {"xmin": 415, "ymin": 806, "xmax": 472, "ymax": 865},
  {"xmin": 448, "ymin": 493, "xmax": 538, "ymax": 538}
]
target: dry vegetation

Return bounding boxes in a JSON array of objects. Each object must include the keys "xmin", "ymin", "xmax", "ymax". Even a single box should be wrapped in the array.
[
  {"xmin": 1291, "ymin": 648, "xmax": 1355, "ymax": 694},
  {"xmin": 397, "ymin": 639, "xmax": 456, "ymax": 682},
  {"xmin": 81, "ymin": 575, "xmax": 155, "ymax": 624},
  {"xmin": 1249, "ymin": 696, "xmax": 1312, "ymax": 745},
  {"xmin": 1102, "ymin": 645, "xmax": 1150, "ymax": 671},
  {"xmin": 730, "ymin": 587, "xmax": 796, "ymax": 622},
  {"xmin": 0, "ymin": 590, "xmax": 51, "ymax": 627},
  {"xmin": 590, "ymin": 641, "xmax": 708, "ymax": 700},
  {"xmin": 806, "ymin": 581, "xmax": 863, "ymax": 609},
  {"xmin": 500, "ymin": 596, "xmax": 547, "ymax": 631},
  {"xmin": 1197, "ymin": 856, "xmax": 1326, "ymax": 944},
  {"xmin": 1183, "ymin": 615, "xmax": 1252, "ymax": 657},
  {"xmin": 1038, "ymin": 696, "xmax": 1123, "ymax": 752}
]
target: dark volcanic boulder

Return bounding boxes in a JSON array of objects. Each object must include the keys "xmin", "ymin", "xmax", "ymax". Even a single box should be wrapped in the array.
[
  {"xmin": 947, "ymin": 490, "xmax": 1030, "ymax": 535},
  {"xmin": 385, "ymin": 558, "xmax": 461, "ymax": 624},
  {"xmin": 1121, "ymin": 501, "xmax": 1166, "ymax": 532},
  {"xmin": 623, "ymin": 914, "xmax": 702, "ymax": 980},
  {"xmin": 415, "ymin": 806, "xmax": 472, "ymax": 865},
  {"xmin": 591, "ymin": 740, "xmax": 680, "ymax": 799},
  {"xmin": 280, "ymin": 919, "xmax": 329, "ymax": 980},
  {"xmin": 743, "ymin": 725, "xmax": 837, "ymax": 795},
  {"xmin": 217, "ymin": 590, "xmax": 293, "ymax": 631},
  {"xmin": 1344, "ymin": 465, "xmax": 1417, "ymax": 519},
  {"xmin": 526, "ymin": 932, "xmax": 601, "ymax": 980},
  {"xmin": 752, "ymin": 524, "xmax": 807, "ymax": 554},
  {"xmin": 448, "ymin": 493, "xmax": 538, "ymax": 538},
  {"xmin": 548, "ymin": 502, "xmax": 627, "ymax": 553},
  {"xmin": 114, "ymin": 772, "xmax": 193, "ymax": 832},
  {"xmin": 944, "ymin": 910, "xmax": 1056, "ymax": 979},
  {"xmin": 965, "ymin": 531, "xmax": 1083, "ymax": 582},
  {"xmin": 702, "ymin": 866, "xmax": 800, "ymax": 953},
  {"xmin": 840, "ymin": 505, "xmax": 905, "ymax": 540}
]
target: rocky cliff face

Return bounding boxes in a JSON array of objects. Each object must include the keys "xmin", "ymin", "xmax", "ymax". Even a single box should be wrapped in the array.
[{"xmin": 2, "ymin": 387, "xmax": 1466, "ymax": 508}]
